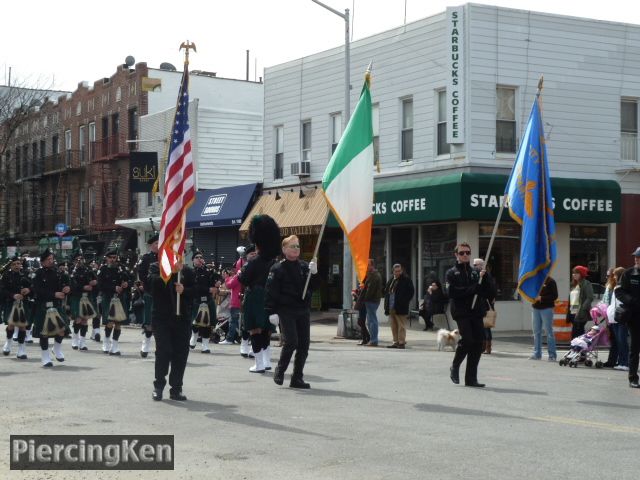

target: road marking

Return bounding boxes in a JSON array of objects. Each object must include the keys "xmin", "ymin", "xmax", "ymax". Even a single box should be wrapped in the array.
[{"xmin": 531, "ymin": 415, "xmax": 640, "ymax": 434}]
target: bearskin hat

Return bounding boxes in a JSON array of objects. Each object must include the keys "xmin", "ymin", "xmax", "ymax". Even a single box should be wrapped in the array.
[{"xmin": 248, "ymin": 215, "xmax": 281, "ymax": 261}]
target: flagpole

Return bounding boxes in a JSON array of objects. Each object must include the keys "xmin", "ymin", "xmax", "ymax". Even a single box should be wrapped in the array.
[
  {"xmin": 471, "ymin": 75, "xmax": 544, "ymax": 309},
  {"xmin": 302, "ymin": 210, "xmax": 329, "ymax": 300}
]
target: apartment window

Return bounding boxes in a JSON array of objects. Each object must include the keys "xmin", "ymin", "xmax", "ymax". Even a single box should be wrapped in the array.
[
  {"xmin": 112, "ymin": 113, "xmax": 120, "ymax": 134},
  {"xmin": 39, "ymin": 140, "xmax": 45, "ymax": 174},
  {"xmin": 496, "ymin": 87, "xmax": 516, "ymax": 153},
  {"xmin": 22, "ymin": 145, "xmax": 29, "ymax": 177},
  {"xmin": 116, "ymin": 86, "xmax": 122, "ymax": 102},
  {"xmin": 88, "ymin": 122, "xmax": 96, "ymax": 160},
  {"xmin": 31, "ymin": 142, "xmax": 38, "ymax": 176},
  {"xmin": 52, "ymin": 134, "xmax": 59, "ymax": 154},
  {"xmin": 437, "ymin": 90, "xmax": 450, "ymax": 155},
  {"xmin": 128, "ymin": 107, "xmax": 138, "ymax": 151},
  {"xmin": 147, "ymin": 192, "xmax": 153, "ymax": 207},
  {"xmin": 79, "ymin": 125, "xmax": 86, "ymax": 164},
  {"xmin": 372, "ymin": 103, "xmax": 380, "ymax": 166},
  {"xmin": 15, "ymin": 147, "xmax": 20, "ymax": 180},
  {"xmin": 401, "ymin": 98, "xmax": 413, "ymax": 161},
  {"xmin": 274, "ymin": 126, "xmax": 284, "ymax": 179},
  {"xmin": 79, "ymin": 189, "xmax": 86, "ymax": 223},
  {"xmin": 621, "ymin": 99, "xmax": 638, "ymax": 161},
  {"xmin": 75, "ymin": 102, "xmax": 82, "ymax": 116},
  {"xmin": 89, "ymin": 187, "xmax": 96, "ymax": 225},
  {"xmin": 301, "ymin": 120, "xmax": 311, "ymax": 162},
  {"xmin": 64, "ymin": 129, "xmax": 72, "ymax": 166},
  {"xmin": 64, "ymin": 192, "xmax": 71, "ymax": 226},
  {"xmin": 330, "ymin": 113, "xmax": 342, "ymax": 154}
]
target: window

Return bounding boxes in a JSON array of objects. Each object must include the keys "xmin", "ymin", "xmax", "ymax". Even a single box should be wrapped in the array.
[
  {"xmin": 89, "ymin": 187, "xmax": 96, "ymax": 226},
  {"xmin": 621, "ymin": 99, "xmax": 638, "ymax": 161},
  {"xmin": 79, "ymin": 189, "xmax": 86, "ymax": 223},
  {"xmin": 479, "ymin": 222, "xmax": 521, "ymax": 301},
  {"xmin": 496, "ymin": 87, "xmax": 516, "ymax": 153},
  {"xmin": 52, "ymin": 134, "xmax": 59, "ymax": 154},
  {"xmin": 437, "ymin": 91, "xmax": 450, "ymax": 155},
  {"xmin": 88, "ymin": 122, "xmax": 96, "ymax": 160},
  {"xmin": 79, "ymin": 125, "xmax": 86, "ymax": 164},
  {"xmin": 112, "ymin": 113, "xmax": 120, "ymax": 134},
  {"xmin": 65, "ymin": 192, "xmax": 71, "ymax": 225},
  {"xmin": 147, "ymin": 192, "xmax": 153, "ymax": 207},
  {"xmin": 128, "ymin": 107, "xmax": 138, "ymax": 151},
  {"xmin": 39, "ymin": 140, "xmax": 45, "ymax": 174},
  {"xmin": 372, "ymin": 103, "xmax": 380, "ymax": 167},
  {"xmin": 75, "ymin": 102, "xmax": 82, "ymax": 116},
  {"xmin": 330, "ymin": 113, "xmax": 342, "ymax": 154},
  {"xmin": 116, "ymin": 86, "xmax": 122, "ymax": 102},
  {"xmin": 301, "ymin": 120, "xmax": 311, "ymax": 162},
  {"xmin": 22, "ymin": 145, "xmax": 29, "ymax": 177},
  {"xmin": 15, "ymin": 147, "xmax": 20, "ymax": 180},
  {"xmin": 64, "ymin": 129, "xmax": 72, "ymax": 166},
  {"xmin": 274, "ymin": 126, "xmax": 284, "ymax": 179},
  {"xmin": 422, "ymin": 223, "xmax": 458, "ymax": 283},
  {"xmin": 31, "ymin": 142, "xmax": 38, "ymax": 176},
  {"xmin": 401, "ymin": 98, "xmax": 413, "ymax": 161}
]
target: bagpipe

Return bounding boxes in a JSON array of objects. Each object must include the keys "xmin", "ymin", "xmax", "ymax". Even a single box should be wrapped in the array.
[
  {"xmin": 193, "ymin": 296, "xmax": 211, "ymax": 327},
  {"xmin": 108, "ymin": 294, "xmax": 127, "ymax": 323},
  {"xmin": 79, "ymin": 293, "xmax": 97, "ymax": 319}
]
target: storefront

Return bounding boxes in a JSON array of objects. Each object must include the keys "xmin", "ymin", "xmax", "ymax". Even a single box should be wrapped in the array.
[
  {"xmin": 186, "ymin": 183, "xmax": 260, "ymax": 268},
  {"xmin": 337, "ymin": 173, "xmax": 620, "ymax": 330}
]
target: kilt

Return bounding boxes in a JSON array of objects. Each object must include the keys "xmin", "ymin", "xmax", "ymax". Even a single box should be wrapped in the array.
[
  {"xmin": 192, "ymin": 297, "xmax": 216, "ymax": 328},
  {"xmin": 242, "ymin": 287, "xmax": 273, "ymax": 332},
  {"xmin": 101, "ymin": 295, "xmax": 127, "ymax": 325},
  {"xmin": 4, "ymin": 300, "xmax": 31, "ymax": 328},
  {"xmin": 32, "ymin": 301, "xmax": 68, "ymax": 338}
]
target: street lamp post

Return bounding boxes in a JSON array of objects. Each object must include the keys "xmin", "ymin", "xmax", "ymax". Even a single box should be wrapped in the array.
[{"xmin": 311, "ymin": 0, "xmax": 353, "ymax": 310}]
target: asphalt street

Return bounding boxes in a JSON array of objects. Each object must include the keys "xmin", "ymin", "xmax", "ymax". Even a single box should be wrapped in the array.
[{"xmin": 1, "ymin": 320, "xmax": 638, "ymax": 480}]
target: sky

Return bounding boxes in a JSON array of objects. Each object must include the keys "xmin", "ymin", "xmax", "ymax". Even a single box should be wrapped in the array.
[{"xmin": 3, "ymin": 0, "xmax": 640, "ymax": 92}]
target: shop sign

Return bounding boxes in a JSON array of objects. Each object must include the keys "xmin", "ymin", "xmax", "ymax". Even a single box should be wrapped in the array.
[{"xmin": 446, "ymin": 6, "xmax": 465, "ymax": 144}]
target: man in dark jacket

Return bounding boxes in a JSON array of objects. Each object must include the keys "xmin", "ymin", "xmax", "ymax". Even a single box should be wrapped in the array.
[
  {"xmin": 362, "ymin": 259, "xmax": 383, "ymax": 346},
  {"xmin": 150, "ymin": 260, "xmax": 195, "ymax": 401},
  {"xmin": 383, "ymin": 264, "xmax": 415, "ymax": 349},
  {"xmin": 615, "ymin": 247, "xmax": 640, "ymax": 388},
  {"xmin": 445, "ymin": 242, "xmax": 495, "ymax": 387}
]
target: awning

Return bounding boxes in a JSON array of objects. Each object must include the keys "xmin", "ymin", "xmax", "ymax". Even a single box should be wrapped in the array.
[
  {"xmin": 239, "ymin": 187, "xmax": 329, "ymax": 237},
  {"xmin": 186, "ymin": 183, "xmax": 259, "ymax": 229},
  {"xmin": 329, "ymin": 173, "xmax": 620, "ymax": 226}
]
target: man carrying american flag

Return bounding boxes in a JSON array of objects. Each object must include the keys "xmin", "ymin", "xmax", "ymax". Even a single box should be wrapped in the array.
[{"xmin": 151, "ymin": 41, "xmax": 197, "ymax": 402}]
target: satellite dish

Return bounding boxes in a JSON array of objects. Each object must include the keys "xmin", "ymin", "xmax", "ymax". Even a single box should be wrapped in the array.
[
  {"xmin": 159, "ymin": 62, "xmax": 177, "ymax": 71},
  {"xmin": 125, "ymin": 56, "xmax": 135, "ymax": 67}
]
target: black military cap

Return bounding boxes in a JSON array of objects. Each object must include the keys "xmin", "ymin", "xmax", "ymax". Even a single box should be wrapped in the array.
[
  {"xmin": 147, "ymin": 233, "xmax": 159, "ymax": 245},
  {"xmin": 245, "ymin": 244, "xmax": 256, "ymax": 254},
  {"xmin": 105, "ymin": 248, "xmax": 118, "ymax": 257},
  {"xmin": 40, "ymin": 248, "xmax": 54, "ymax": 262}
]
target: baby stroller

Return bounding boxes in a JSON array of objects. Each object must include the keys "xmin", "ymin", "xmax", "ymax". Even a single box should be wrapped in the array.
[
  {"xmin": 212, "ymin": 316, "xmax": 230, "ymax": 344},
  {"xmin": 559, "ymin": 306, "xmax": 610, "ymax": 368}
]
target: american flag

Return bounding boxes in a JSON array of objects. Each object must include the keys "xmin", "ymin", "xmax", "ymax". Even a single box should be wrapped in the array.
[{"xmin": 158, "ymin": 67, "xmax": 195, "ymax": 282}]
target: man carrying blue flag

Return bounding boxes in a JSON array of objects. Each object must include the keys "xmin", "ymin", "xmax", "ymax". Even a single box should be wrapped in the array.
[{"xmin": 505, "ymin": 84, "xmax": 557, "ymax": 303}]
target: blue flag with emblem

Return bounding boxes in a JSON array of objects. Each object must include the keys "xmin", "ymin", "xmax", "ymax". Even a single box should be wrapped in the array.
[{"xmin": 505, "ymin": 95, "xmax": 557, "ymax": 303}]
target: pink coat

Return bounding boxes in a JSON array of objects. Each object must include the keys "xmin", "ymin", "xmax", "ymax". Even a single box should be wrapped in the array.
[{"xmin": 225, "ymin": 274, "xmax": 243, "ymax": 309}]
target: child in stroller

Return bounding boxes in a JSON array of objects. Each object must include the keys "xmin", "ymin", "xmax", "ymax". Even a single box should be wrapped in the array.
[{"xmin": 559, "ymin": 321, "xmax": 610, "ymax": 368}]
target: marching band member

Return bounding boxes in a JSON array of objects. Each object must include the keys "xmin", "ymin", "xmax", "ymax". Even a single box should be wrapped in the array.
[
  {"xmin": 137, "ymin": 234, "xmax": 158, "ymax": 358},
  {"xmin": 191, "ymin": 250, "xmax": 216, "ymax": 354},
  {"xmin": 1, "ymin": 255, "xmax": 32, "ymax": 359},
  {"xmin": 69, "ymin": 253, "xmax": 98, "ymax": 351},
  {"xmin": 97, "ymin": 249, "xmax": 129, "ymax": 355}
]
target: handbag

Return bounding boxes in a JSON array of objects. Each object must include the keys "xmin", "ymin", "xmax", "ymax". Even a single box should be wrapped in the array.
[
  {"xmin": 483, "ymin": 300, "xmax": 497, "ymax": 328},
  {"xmin": 614, "ymin": 304, "xmax": 632, "ymax": 325}
]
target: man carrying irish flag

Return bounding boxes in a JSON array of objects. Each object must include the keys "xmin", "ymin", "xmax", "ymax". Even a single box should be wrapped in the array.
[{"xmin": 322, "ymin": 68, "xmax": 374, "ymax": 285}]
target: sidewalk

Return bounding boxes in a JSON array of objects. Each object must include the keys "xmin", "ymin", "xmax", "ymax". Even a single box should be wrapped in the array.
[{"xmin": 310, "ymin": 309, "xmax": 537, "ymax": 355}]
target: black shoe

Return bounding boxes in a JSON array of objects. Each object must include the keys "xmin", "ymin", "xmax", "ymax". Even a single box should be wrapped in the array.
[
  {"xmin": 140, "ymin": 351, "xmax": 148, "ymax": 358},
  {"xmin": 387, "ymin": 343, "xmax": 398, "ymax": 349},
  {"xmin": 397, "ymin": 344, "xmax": 406, "ymax": 349},
  {"xmin": 72, "ymin": 346, "xmax": 79, "ymax": 350},
  {"xmin": 94, "ymin": 334, "xmax": 101, "ymax": 342},
  {"xmin": 80, "ymin": 346, "xmax": 88, "ymax": 351},
  {"xmin": 2, "ymin": 351, "xmax": 9, "ymax": 356},
  {"xmin": 450, "ymin": 366, "xmax": 460, "ymax": 384},
  {"xmin": 289, "ymin": 377, "xmax": 310, "ymax": 389},
  {"xmin": 152, "ymin": 389, "xmax": 163, "ymax": 401},
  {"xmin": 169, "ymin": 390, "xmax": 187, "ymax": 401},
  {"xmin": 465, "ymin": 381, "xmax": 486, "ymax": 388},
  {"xmin": 273, "ymin": 366, "xmax": 284, "ymax": 385},
  {"xmin": 630, "ymin": 381, "xmax": 640, "ymax": 388}
]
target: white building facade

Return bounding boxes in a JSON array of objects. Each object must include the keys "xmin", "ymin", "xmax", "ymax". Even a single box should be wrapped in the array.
[{"xmin": 256, "ymin": 4, "xmax": 640, "ymax": 330}]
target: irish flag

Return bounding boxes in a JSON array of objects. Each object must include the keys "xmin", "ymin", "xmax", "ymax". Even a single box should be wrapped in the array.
[{"xmin": 322, "ymin": 72, "xmax": 374, "ymax": 283}]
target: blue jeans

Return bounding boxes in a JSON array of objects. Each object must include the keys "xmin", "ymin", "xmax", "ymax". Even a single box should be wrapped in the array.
[
  {"xmin": 228, "ymin": 307, "xmax": 240, "ymax": 343},
  {"xmin": 365, "ymin": 301, "xmax": 380, "ymax": 344},
  {"xmin": 612, "ymin": 323, "xmax": 629, "ymax": 367},
  {"xmin": 532, "ymin": 307, "xmax": 556, "ymax": 359}
]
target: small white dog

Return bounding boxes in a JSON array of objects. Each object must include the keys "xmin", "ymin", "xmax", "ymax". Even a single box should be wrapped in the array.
[{"xmin": 436, "ymin": 328, "xmax": 460, "ymax": 351}]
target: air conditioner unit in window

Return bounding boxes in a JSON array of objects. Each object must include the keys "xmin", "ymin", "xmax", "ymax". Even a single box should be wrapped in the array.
[{"xmin": 291, "ymin": 161, "xmax": 311, "ymax": 177}]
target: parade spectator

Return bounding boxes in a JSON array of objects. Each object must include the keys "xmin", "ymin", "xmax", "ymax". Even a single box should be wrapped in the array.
[
  {"xmin": 566, "ymin": 265, "xmax": 594, "ymax": 339},
  {"xmin": 614, "ymin": 248, "xmax": 640, "ymax": 388},
  {"xmin": 363, "ymin": 259, "xmax": 383, "ymax": 347},
  {"xmin": 530, "ymin": 275, "xmax": 558, "ymax": 361},
  {"xmin": 607, "ymin": 267, "xmax": 629, "ymax": 371},
  {"xmin": 383, "ymin": 263, "xmax": 414, "ymax": 349}
]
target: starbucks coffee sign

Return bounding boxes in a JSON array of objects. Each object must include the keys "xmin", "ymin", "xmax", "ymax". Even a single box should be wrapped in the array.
[{"xmin": 446, "ymin": 6, "xmax": 465, "ymax": 144}]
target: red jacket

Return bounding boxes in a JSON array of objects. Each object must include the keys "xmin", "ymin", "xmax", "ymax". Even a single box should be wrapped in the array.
[{"xmin": 225, "ymin": 274, "xmax": 242, "ymax": 309}]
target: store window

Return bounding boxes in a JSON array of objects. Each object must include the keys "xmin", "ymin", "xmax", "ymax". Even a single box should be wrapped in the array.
[
  {"xmin": 422, "ymin": 223, "xmax": 457, "ymax": 290},
  {"xmin": 479, "ymin": 222, "xmax": 521, "ymax": 301},
  {"xmin": 370, "ymin": 227, "xmax": 387, "ymax": 281},
  {"xmin": 570, "ymin": 225, "xmax": 608, "ymax": 286}
]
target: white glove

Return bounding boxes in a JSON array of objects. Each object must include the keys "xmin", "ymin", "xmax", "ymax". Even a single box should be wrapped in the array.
[
  {"xmin": 269, "ymin": 314, "xmax": 280, "ymax": 326},
  {"xmin": 309, "ymin": 261, "xmax": 318, "ymax": 275}
]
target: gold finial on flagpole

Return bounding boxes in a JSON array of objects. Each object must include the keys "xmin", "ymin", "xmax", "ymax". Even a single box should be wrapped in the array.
[{"xmin": 179, "ymin": 40, "xmax": 197, "ymax": 65}]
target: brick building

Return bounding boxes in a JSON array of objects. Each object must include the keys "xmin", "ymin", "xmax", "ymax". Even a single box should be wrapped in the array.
[{"xmin": 2, "ymin": 62, "xmax": 151, "ymax": 254}]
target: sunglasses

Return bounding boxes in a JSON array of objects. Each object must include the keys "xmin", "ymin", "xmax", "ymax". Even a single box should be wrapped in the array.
[
  {"xmin": 194, "ymin": 256, "xmax": 203, "ymax": 260},
  {"xmin": 457, "ymin": 251, "xmax": 471, "ymax": 256},
  {"xmin": 288, "ymin": 245, "xmax": 301, "ymax": 249}
]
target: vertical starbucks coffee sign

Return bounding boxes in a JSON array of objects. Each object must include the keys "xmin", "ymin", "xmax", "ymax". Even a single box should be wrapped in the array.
[{"xmin": 446, "ymin": 6, "xmax": 465, "ymax": 144}]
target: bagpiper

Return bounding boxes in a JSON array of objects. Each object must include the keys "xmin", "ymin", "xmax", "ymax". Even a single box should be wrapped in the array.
[
  {"xmin": 1, "ymin": 255, "xmax": 32, "ymax": 359},
  {"xmin": 69, "ymin": 252, "xmax": 98, "ymax": 351},
  {"xmin": 191, "ymin": 250, "xmax": 216, "ymax": 354},
  {"xmin": 137, "ymin": 234, "xmax": 158, "ymax": 358},
  {"xmin": 97, "ymin": 249, "xmax": 129, "ymax": 355},
  {"xmin": 32, "ymin": 249, "xmax": 71, "ymax": 367}
]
